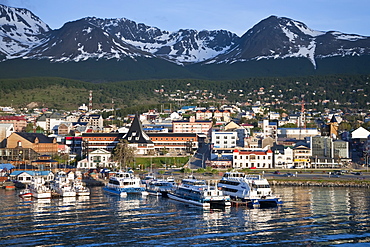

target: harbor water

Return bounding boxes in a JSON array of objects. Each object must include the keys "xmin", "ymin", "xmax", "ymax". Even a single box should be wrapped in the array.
[{"xmin": 1, "ymin": 186, "xmax": 370, "ymax": 246}]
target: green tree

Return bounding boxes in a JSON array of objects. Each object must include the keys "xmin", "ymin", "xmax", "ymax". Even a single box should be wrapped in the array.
[{"xmin": 113, "ymin": 139, "xmax": 135, "ymax": 169}]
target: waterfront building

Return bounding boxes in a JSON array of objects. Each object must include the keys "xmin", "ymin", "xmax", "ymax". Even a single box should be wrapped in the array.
[
  {"xmin": 9, "ymin": 170, "xmax": 54, "ymax": 184},
  {"xmin": 77, "ymin": 149, "xmax": 116, "ymax": 169},
  {"xmin": 310, "ymin": 136, "xmax": 350, "ymax": 168},
  {"xmin": 292, "ymin": 143, "xmax": 311, "ymax": 168},
  {"xmin": 232, "ymin": 149, "xmax": 273, "ymax": 169},
  {"xmin": 272, "ymin": 145, "xmax": 294, "ymax": 169}
]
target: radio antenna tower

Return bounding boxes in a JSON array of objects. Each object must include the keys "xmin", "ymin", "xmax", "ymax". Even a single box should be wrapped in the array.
[
  {"xmin": 299, "ymin": 96, "xmax": 306, "ymax": 140},
  {"xmin": 89, "ymin": 90, "xmax": 93, "ymax": 112}
]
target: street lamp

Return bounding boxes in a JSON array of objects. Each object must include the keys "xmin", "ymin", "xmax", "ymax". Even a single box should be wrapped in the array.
[{"xmin": 201, "ymin": 153, "xmax": 204, "ymax": 169}]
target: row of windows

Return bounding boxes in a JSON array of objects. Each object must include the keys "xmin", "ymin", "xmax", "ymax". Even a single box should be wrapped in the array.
[
  {"xmin": 234, "ymin": 163, "xmax": 271, "ymax": 168},
  {"xmin": 215, "ymin": 141, "xmax": 236, "ymax": 145},
  {"xmin": 215, "ymin": 136, "xmax": 236, "ymax": 139},
  {"xmin": 234, "ymin": 155, "xmax": 271, "ymax": 160},
  {"xmin": 152, "ymin": 138, "xmax": 195, "ymax": 141}
]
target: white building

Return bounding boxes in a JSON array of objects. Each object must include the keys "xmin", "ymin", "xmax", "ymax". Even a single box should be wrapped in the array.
[
  {"xmin": 77, "ymin": 149, "xmax": 116, "ymax": 169},
  {"xmin": 233, "ymin": 149, "xmax": 273, "ymax": 169},
  {"xmin": 274, "ymin": 147, "xmax": 294, "ymax": 169},
  {"xmin": 0, "ymin": 123, "xmax": 14, "ymax": 147},
  {"xmin": 277, "ymin": 128, "xmax": 319, "ymax": 139},
  {"xmin": 211, "ymin": 131, "xmax": 238, "ymax": 149}
]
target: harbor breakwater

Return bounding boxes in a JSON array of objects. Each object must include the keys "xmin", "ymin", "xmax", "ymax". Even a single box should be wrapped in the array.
[{"xmin": 270, "ymin": 180, "xmax": 370, "ymax": 188}]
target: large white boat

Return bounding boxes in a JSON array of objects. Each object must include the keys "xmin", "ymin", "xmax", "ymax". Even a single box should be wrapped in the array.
[
  {"xmin": 168, "ymin": 178, "xmax": 231, "ymax": 209},
  {"xmin": 50, "ymin": 171, "xmax": 76, "ymax": 197},
  {"xmin": 103, "ymin": 171, "xmax": 148, "ymax": 197},
  {"xmin": 28, "ymin": 176, "xmax": 52, "ymax": 199},
  {"xmin": 146, "ymin": 179, "xmax": 174, "ymax": 197},
  {"xmin": 217, "ymin": 171, "xmax": 281, "ymax": 208}
]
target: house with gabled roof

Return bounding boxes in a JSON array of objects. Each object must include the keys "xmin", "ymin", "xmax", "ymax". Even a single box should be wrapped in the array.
[
  {"xmin": 7, "ymin": 132, "xmax": 58, "ymax": 155},
  {"xmin": 9, "ymin": 170, "xmax": 54, "ymax": 184},
  {"xmin": 122, "ymin": 114, "xmax": 155, "ymax": 155}
]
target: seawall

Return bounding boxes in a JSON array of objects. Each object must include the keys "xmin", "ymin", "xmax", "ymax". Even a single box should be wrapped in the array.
[{"xmin": 270, "ymin": 180, "xmax": 370, "ymax": 188}]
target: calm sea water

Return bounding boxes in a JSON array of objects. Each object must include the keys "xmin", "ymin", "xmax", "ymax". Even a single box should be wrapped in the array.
[{"xmin": 1, "ymin": 186, "xmax": 370, "ymax": 247}]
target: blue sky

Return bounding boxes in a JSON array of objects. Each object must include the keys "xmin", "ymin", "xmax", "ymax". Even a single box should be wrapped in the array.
[{"xmin": 1, "ymin": 0, "xmax": 369, "ymax": 36}]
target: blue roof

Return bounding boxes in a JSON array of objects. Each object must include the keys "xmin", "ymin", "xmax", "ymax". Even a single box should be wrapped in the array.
[
  {"xmin": 10, "ymin": 170, "xmax": 52, "ymax": 176},
  {"xmin": 181, "ymin": 106, "xmax": 196, "ymax": 110},
  {"xmin": 0, "ymin": 163, "xmax": 15, "ymax": 170}
]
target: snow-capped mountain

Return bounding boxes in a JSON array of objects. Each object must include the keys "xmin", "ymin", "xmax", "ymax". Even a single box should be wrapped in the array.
[
  {"xmin": 1, "ymin": 4, "xmax": 370, "ymax": 69},
  {"xmin": 208, "ymin": 16, "xmax": 370, "ymax": 68},
  {"xmin": 85, "ymin": 17, "xmax": 239, "ymax": 64},
  {"xmin": 22, "ymin": 18, "xmax": 154, "ymax": 62},
  {"xmin": 0, "ymin": 4, "xmax": 50, "ymax": 59}
]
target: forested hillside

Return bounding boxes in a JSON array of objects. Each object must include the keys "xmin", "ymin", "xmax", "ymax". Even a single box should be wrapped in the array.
[{"xmin": 0, "ymin": 74, "xmax": 369, "ymax": 112}]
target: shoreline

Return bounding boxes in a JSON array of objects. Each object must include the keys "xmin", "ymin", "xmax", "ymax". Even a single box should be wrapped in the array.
[{"xmin": 270, "ymin": 179, "xmax": 370, "ymax": 188}]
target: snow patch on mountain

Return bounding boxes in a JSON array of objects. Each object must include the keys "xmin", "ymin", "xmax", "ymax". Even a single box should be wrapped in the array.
[{"xmin": 0, "ymin": 4, "xmax": 50, "ymax": 59}]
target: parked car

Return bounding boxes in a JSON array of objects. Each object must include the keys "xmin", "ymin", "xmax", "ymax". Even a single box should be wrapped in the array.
[
  {"xmin": 273, "ymin": 171, "xmax": 281, "ymax": 175},
  {"xmin": 284, "ymin": 173, "xmax": 296, "ymax": 177}
]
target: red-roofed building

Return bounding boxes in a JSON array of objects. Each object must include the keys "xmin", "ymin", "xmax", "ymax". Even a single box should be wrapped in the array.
[
  {"xmin": 233, "ymin": 149, "xmax": 273, "ymax": 169},
  {"xmin": 0, "ymin": 116, "xmax": 27, "ymax": 132}
]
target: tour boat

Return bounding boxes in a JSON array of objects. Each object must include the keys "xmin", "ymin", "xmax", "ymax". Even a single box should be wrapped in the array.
[
  {"xmin": 146, "ymin": 179, "xmax": 174, "ymax": 197},
  {"xmin": 217, "ymin": 171, "xmax": 281, "ymax": 208},
  {"xmin": 29, "ymin": 177, "xmax": 52, "ymax": 199},
  {"xmin": 103, "ymin": 171, "xmax": 148, "ymax": 197},
  {"xmin": 73, "ymin": 179, "xmax": 90, "ymax": 196},
  {"xmin": 50, "ymin": 171, "xmax": 76, "ymax": 197},
  {"xmin": 18, "ymin": 188, "xmax": 32, "ymax": 198},
  {"xmin": 168, "ymin": 178, "xmax": 231, "ymax": 209}
]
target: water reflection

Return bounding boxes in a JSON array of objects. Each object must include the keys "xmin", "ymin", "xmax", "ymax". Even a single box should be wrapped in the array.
[{"xmin": 0, "ymin": 186, "xmax": 370, "ymax": 246}]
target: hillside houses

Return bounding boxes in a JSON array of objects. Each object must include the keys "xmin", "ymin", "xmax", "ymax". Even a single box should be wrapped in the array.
[{"xmin": 1, "ymin": 96, "xmax": 370, "ymax": 172}]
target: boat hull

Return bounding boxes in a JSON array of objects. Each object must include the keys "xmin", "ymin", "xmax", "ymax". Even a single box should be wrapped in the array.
[
  {"xmin": 103, "ymin": 186, "xmax": 148, "ymax": 197},
  {"xmin": 32, "ymin": 191, "xmax": 52, "ymax": 199},
  {"xmin": 168, "ymin": 193, "xmax": 231, "ymax": 208}
]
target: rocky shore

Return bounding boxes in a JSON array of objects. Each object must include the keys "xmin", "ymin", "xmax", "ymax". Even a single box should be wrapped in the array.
[{"xmin": 270, "ymin": 179, "xmax": 370, "ymax": 188}]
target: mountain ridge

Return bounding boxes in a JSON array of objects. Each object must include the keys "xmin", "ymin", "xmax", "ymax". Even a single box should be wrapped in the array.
[{"xmin": 0, "ymin": 4, "xmax": 369, "ymax": 80}]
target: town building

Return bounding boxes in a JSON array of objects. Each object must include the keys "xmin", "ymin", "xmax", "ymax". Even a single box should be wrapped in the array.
[
  {"xmin": 147, "ymin": 133, "xmax": 198, "ymax": 155},
  {"xmin": 277, "ymin": 128, "xmax": 320, "ymax": 139},
  {"xmin": 292, "ymin": 143, "xmax": 311, "ymax": 168},
  {"xmin": 272, "ymin": 145, "xmax": 294, "ymax": 169},
  {"xmin": 9, "ymin": 170, "xmax": 54, "ymax": 184},
  {"xmin": 211, "ymin": 131, "xmax": 238, "ymax": 149},
  {"xmin": 232, "ymin": 149, "xmax": 273, "ymax": 169},
  {"xmin": 0, "ymin": 123, "xmax": 14, "ymax": 148},
  {"xmin": 7, "ymin": 132, "xmax": 58, "ymax": 156},
  {"xmin": 122, "ymin": 114, "xmax": 155, "ymax": 155},
  {"xmin": 0, "ymin": 116, "xmax": 27, "ymax": 132},
  {"xmin": 310, "ymin": 136, "xmax": 350, "ymax": 167},
  {"xmin": 78, "ymin": 114, "xmax": 104, "ymax": 130},
  {"xmin": 172, "ymin": 116, "xmax": 212, "ymax": 136},
  {"xmin": 81, "ymin": 133, "xmax": 124, "ymax": 153},
  {"xmin": 77, "ymin": 149, "xmax": 116, "ymax": 169}
]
